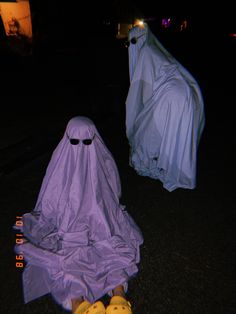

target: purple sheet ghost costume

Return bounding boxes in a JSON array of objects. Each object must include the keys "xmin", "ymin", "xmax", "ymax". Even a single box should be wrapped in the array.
[
  {"xmin": 126, "ymin": 23, "xmax": 205, "ymax": 192},
  {"xmin": 15, "ymin": 116, "xmax": 143, "ymax": 310}
]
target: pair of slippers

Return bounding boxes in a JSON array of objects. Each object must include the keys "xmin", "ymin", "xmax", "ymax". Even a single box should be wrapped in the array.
[{"xmin": 75, "ymin": 296, "xmax": 132, "ymax": 314}]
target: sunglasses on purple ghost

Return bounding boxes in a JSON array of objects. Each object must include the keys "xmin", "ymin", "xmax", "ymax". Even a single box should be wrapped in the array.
[{"xmin": 66, "ymin": 133, "xmax": 95, "ymax": 146}]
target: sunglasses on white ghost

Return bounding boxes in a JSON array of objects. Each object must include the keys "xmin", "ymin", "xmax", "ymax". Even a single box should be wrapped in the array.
[
  {"xmin": 66, "ymin": 133, "xmax": 95, "ymax": 145},
  {"xmin": 125, "ymin": 33, "xmax": 146, "ymax": 47}
]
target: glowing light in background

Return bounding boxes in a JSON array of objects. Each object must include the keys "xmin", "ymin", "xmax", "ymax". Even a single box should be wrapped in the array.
[
  {"xmin": 134, "ymin": 19, "xmax": 145, "ymax": 28},
  {"xmin": 116, "ymin": 22, "xmax": 133, "ymax": 39},
  {"xmin": 161, "ymin": 17, "xmax": 171, "ymax": 28},
  {"xmin": 0, "ymin": 0, "xmax": 32, "ymax": 39},
  {"xmin": 180, "ymin": 19, "xmax": 188, "ymax": 31}
]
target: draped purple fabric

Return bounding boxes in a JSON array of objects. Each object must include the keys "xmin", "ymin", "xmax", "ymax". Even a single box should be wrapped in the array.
[{"xmin": 15, "ymin": 116, "xmax": 143, "ymax": 309}]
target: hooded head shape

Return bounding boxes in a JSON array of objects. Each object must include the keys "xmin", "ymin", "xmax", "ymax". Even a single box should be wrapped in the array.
[{"xmin": 128, "ymin": 24, "xmax": 147, "ymax": 80}]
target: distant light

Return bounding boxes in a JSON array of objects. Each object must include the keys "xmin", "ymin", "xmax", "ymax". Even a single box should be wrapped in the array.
[
  {"xmin": 134, "ymin": 19, "xmax": 145, "ymax": 28},
  {"xmin": 0, "ymin": 1, "xmax": 32, "ymax": 39},
  {"xmin": 180, "ymin": 19, "xmax": 188, "ymax": 31},
  {"xmin": 116, "ymin": 22, "xmax": 133, "ymax": 39},
  {"xmin": 230, "ymin": 33, "xmax": 236, "ymax": 37},
  {"xmin": 161, "ymin": 17, "xmax": 171, "ymax": 28}
]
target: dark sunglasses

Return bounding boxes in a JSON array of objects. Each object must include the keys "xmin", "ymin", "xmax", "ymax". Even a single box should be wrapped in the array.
[
  {"xmin": 125, "ymin": 33, "xmax": 145, "ymax": 48},
  {"xmin": 67, "ymin": 134, "xmax": 95, "ymax": 146}
]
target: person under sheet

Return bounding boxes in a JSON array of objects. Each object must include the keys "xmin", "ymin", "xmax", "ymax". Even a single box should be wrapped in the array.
[
  {"xmin": 14, "ymin": 116, "xmax": 143, "ymax": 314},
  {"xmin": 126, "ymin": 23, "xmax": 205, "ymax": 192}
]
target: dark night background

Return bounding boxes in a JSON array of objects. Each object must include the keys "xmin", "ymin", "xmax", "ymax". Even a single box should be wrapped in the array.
[{"xmin": 0, "ymin": 1, "xmax": 235, "ymax": 313}]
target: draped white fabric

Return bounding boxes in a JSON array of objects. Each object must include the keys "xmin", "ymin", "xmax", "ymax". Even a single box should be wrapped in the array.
[{"xmin": 126, "ymin": 23, "xmax": 205, "ymax": 191}]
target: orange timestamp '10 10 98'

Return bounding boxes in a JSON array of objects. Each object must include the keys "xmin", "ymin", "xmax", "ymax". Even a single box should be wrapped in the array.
[{"xmin": 15, "ymin": 216, "xmax": 25, "ymax": 268}]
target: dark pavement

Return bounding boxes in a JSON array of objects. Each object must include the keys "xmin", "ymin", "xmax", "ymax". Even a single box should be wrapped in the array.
[{"xmin": 0, "ymin": 31, "xmax": 235, "ymax": 314}]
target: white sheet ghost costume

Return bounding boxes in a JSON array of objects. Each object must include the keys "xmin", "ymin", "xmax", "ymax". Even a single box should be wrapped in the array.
[{"xmin": 126, "ymin": 23, "xmax": 205, "ymax": 192}]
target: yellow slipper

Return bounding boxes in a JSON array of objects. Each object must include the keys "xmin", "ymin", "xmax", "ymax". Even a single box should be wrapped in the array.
[
  {"xmin": 81, "ymin": 301, "xmax": 106, "ymax": 314},
  {"xmin": 75, "ymin": 300, "xmax": 92, "ymax": 314},
  {"xmin": 106, "ymin": 296, "xmax": 132, "ymax": 314}
]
